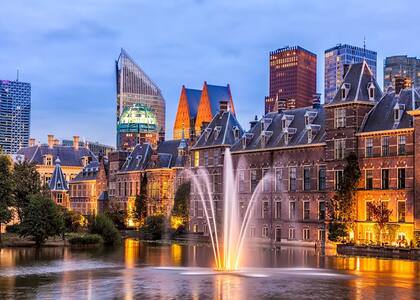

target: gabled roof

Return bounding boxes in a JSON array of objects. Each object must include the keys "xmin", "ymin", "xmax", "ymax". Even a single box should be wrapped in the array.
[
  {"xmin": 329, "ymin": 61, "xmax": 382, "ymax": 104},
  {"xmin": 71, "ymin": 161, "xmax": 100, "ymax": 182},
  {"xmin": 360, "ymin": 88, "xmax": 420, "ymax": 133},
  {"xmin": 193, "ymin": 111, "xmax": 244, "ymax": 149},
  {"xmin": 231, "ymin": 105, "xmax": 326, "ymax": 152},
  {"xmin": 147, "ymin": 140, "xmax": 181, "ymax": 169},
  {"xmin": 17, "ymin": 145, "xmax": 97, "ymax": 167},
  {"xmin": 206, "ymin": 84, "xmax": 233, "ymax": 115},
  {"xmin": 185, "ymin": 88, "xmax": 202, "ymax": 120},
  {"xmin": 120, "ymin": 143, "xmax": 153, "ymax": 172},
  {"xmin": 49, "ymin": 158, "xmax": 68, "ymax": 191}
]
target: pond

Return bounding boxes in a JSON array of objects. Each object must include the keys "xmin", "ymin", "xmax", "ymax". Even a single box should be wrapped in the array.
[{"xmin": 0, "ymin": 239, "xmax": 419, "ymax": 299}]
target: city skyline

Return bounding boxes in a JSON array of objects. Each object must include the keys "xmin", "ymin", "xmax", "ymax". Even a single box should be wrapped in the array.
[{"xmin": 1, "ymin": 0, "xmax": 420, "ymax": 146}]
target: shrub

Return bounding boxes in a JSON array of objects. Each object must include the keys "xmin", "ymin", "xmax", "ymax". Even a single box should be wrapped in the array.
[
  {"xmin": 60, "ymin": 208, "xmax": 87, "ymax": 233},
  {"xmin": 6, "ymin": 224, "xmax": 20, "ymax": 234},
  {"xmin": 68, "ymin": 233, "xmax": 103, "ymax": 245},
  {"xmin": 140, "ymin": 215, "xmax": 168, "ymax": 240},
  {"xmin": 328, "ymin": 222, "xmax": 348, "ymax": 242},
  {"xmin": 90, "ymin": 214, "xmax": 121, "ymax": 245}
]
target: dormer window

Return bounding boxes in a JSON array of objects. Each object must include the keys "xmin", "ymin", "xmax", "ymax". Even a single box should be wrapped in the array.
[
  {"xmin": 81, "ymin": 156, "xmax": 89, "ymax": 167},
  {"xmin": 242, "ymin": 138, "xmax": 247, "ymax": 150},
  {"xmin": 44, "ymin": 155, "xmax": 53, "ymax": 166},
  {"xmin": 205, "ymin": 127, "xmax": 212, "ymax": 141},
  {"xmin": 214, "ymin": 126, "xmax": 222, "ymax": 140},
  {"xmin": 341, "ymin": 83, "xmax": 351, "ymax": 100},
  {"xmin": 367, "ymin": 82, "xmax": 375, "ymax": 100},
  {"xmin": 233, "ymin": 126, "xmax": 240, "ymax": 141},
  {"xmin": 393, "ymin": 103, "xmax": 405, "ymax": 122},
  {"xmin": 394, "ymin": 108, "xmax": 400, "ymax": 122}
]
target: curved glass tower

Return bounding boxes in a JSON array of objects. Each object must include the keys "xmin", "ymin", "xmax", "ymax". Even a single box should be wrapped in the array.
[{"xmin": 115, "ymin": 48, "xmax": 165, "ymax": 149}]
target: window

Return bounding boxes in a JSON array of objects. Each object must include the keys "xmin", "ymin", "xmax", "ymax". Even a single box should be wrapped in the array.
[
  {"xmin": 194, "ymin": 151, "xmax": 199, "ymax": 167},
  {"xmin": 366, "ymin": 170, "xmax": 373, "ymax": 189},
  {"xmin": 335, "ymin": 170, "xmax": 343, "ymax": 190},
  {"xmin": 365, "ymin": 138, "xmax": 373, "ymax": 157},
  {"xmin": 382, "ymin": 136, "xmax": 390, "ymax": 156},
  {"xmin": 56, "ymin": 193, "xmax": 63, "ymax": 204},
  {"xmin": 275, "ymin": 201, "xmax": 281, "ymax": 219},
  {"xmin": 250, "ymin": 226, "xmax": 255, "ymax": 237},
  {"xmin": 250, "ymin": 169, "xmax": 258, "ymax": 192},
  {"xmin": 262, "ymin": 201, "xmax": 269, "ymax": 219},
  {"xmin": 262, "ymin": 169, "xmax": 271, "ymax": 192},
  {"xmin": 398, "ymin": 201, "xmax": 406, "ymax": 223},
  {"xmin": 303, "ymin": 201, "xmax": 310, "ymax": 220},
  {"xmin": 318, "ymin": 166, "xmax": 326, "ymax": 190},
  {"xmin": 213, "ymin": 149, "xmax": 220, "ymax": 166},
  {"xmin": 334, "ymin": 139, "xmax": 345, "ymax": 160},
  {"xmin": 262, "ymin": 226, "xmax": 269, "ymax": 238},
  {"xmin": 204, "ymin": 152, "xmax": 209, "ymax": 167},
  {"xmin": 303, "ymin": 228, "xmax": 310, "ymax": 240},
  {"xmin": 398, "ymin": 135, "xmax": 406, "ymax": 155},
  {"xmin": 381, "ymin": 169, "xmax": 389, "ymax": 189},
  {"xmin": 275, "ymin": 168, "xmax": 283, "ymax": 191},
  {"xmin": 289, "ymin": 167, "xmax": 297, "ymax": 191},
  {"xmin": 303, "ymin": 167, "xmax": 311, "ymax": 191},
  {"xmin": 288, "ymin": 227, "xmax": 296, "ymax": 239},
  {"xmin": 394, "ymin": 107, "xmax": 401, "ymax": 121},
  {"xmin": 366, "ymin": 201, "xmax": 372, "ymax": 221},
  {"xmin": 334, "ymin": 108, "xmax": 346, "ymax": 128},
  {"xmin": 289, "ymin": 202, "xmax": 296, "ymax": 219},
  {"xmin": 318, "ymin": 229, "xmax": 325, "ymax": 242},
  {"xmin": 318, "ymin": 201, "xmax": 325, "ymax": 220},
  {"xmin": 275, "ymin": 228, "xmax": 282, "ymax": 242},
  {"xmin": 238, "ymin": 170, "xmax": 246, "ymax": 193},
  {"xmin": 398, "ymin": 168, "xmax": 406, "ymax": 189}
]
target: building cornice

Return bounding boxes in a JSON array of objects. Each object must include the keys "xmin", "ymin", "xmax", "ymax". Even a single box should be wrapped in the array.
[
  {"xmin": 407, "ymin": 110, "xmax": 420, "ymax": 117},
  {"xmin": 355, "ymin": 128, "xmax": 414, "ymax": 137},
  {"xmin": 324, "ymin": 100, "xmax": 376, "ymax": 108},
  {"xmin": 231, "ymin": 142, "xmax": 326, "ymax": 155},
  {"xmin": 191, "ymin": 144, "xmax": 230, "ymax": 151}
]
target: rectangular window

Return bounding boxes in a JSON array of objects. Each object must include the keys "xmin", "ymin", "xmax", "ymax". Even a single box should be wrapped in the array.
[
  {"xmin": 288, "ymin": 228, "xmax": 296, "ymax": 239},
  {"xmin": 289, "ymin": 167, "xmax": 297, "ymax": 191},
  {"xmin": 318, "ymin": 229, "xmax": 325, "ymax": 242},
  {"xmin": 213, "ymin": 149, "xmax": 220, "ymax": 166},
  {"xmin": 335, "ymin": 170, "xmax": 343, "ymax": 190},
  {"xmin": 382, "ymin": 136, "xmax": 390, "ymax": 156},
  {"xmin": 250, "ymin": 169, "xmax": 258, "ymax": 192},
  {"xmin": 318, "ymin": 201, "xmax": 325, "ymax": 220},
  {"xmin": 303, "ymin": 167, "xmax": 311, "ymax": 191},
  {"xmin": 382, "ymin": 169, "xmax": 389, "ymax": 189},
  {"xmin": 275, "ymin": 201, "xmax": 281, "ymax": 219},
  {"xmin": 318, "ymin": 166, "xmax": 326, "ymax": 190},
  {"xmin": 238, "ymin": 170, "xmax": 246, "ymax": 193},
  {"xmin": 262, "ymin": 169, "xmax": 271, "ymax": 192},
  {"xmin": 303, "ymin": 228, "xmax": 310, "ymax": 240},
  {"xmin": 289, "ymin": 202, "xmax": 296, "ymax": 219},
  {"xmin": 366, "ymin": 170, "xmax": 373, "ymax": 190},
  {"xmin": 204, "ymin": 152, "xmax": 209, "ymax": 167},
  {"xmin": 398, "ymin": 135, "xmax": 406, "ymax": 155},
  {"xmin": 262, "ymin": 201, "xmax": 269, "ymax": 219},
  {"xmin": 366, "ymin": 138, "xmax": 373, "ymax": 157},
  {"xmin": 398, "ymin": 168, "xmax": 406, "ymax": 189},
  {"xmin": 275, "ymin": 168, "xmax": 283, "ymax": 191},
  {"xmin": 262, "ymin": 226, "xmax": 268, "ymax": 238},
  {"xmin": 398, "ymin": 201, "xmax": 406, "ymax": 223},
  {"xmin": 335, "ymin": 108, "xmax": 346, "ymax": 128},
  {"xmin": 250, "ymin": 226, "xmax": 255, "ymax": 237},
  {"xmin": 334, "ymin": 139, "xmax": 345, "ymax": 160},
  {"xmin": 303, "ymin": 201, "xmax": 310, "ymax": 220},
  {"xmin": 194, "ymin": 151, "xmax": 199, "ymax": 167}
]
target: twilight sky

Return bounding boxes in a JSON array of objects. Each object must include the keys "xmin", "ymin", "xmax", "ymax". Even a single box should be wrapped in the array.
[{"xmin": 1, "ymin": 0, "xmax": 419, "ymax": 146}]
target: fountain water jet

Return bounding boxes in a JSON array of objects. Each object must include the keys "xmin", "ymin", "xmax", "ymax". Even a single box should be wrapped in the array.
[{"xmin": 186, "ymin": 148, "xmax": 267, "ymax": 271}]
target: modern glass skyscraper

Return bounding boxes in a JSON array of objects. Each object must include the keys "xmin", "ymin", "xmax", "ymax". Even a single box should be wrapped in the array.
[
  {"xmin": 115, "ymin": 48, "xmax": 165, "ymax": 149},
  {"xmin": 324, "ymin": 44, "xmax": 377, "ymax": 103},
  {"xmin": 0, "ymin": 79, "xmax": 31, "ymax": 154},
  {"xmin": 384, "ymin": 55, "xmax": 420, "ymax": 91}
]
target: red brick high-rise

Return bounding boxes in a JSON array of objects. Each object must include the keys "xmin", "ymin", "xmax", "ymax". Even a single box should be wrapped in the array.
[{"xmin": 265, "ymin": 46, "xmax": 317, "ymax": 113}]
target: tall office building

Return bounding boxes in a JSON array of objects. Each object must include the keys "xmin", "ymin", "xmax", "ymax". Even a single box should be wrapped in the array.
[
  {"xmin": 324, "ymin": 44, "xmax": 377, "ymax": 103},
  {"xmin": 265, "ymin": 46, "xmax": 317, "ymax": 113},
  {"xmin": 0, "ymin": 79, "xmax": 31, "ymax": 154},
  {"xmin": 115, "ymin": 48, "xmax": 165, "ymax": 149},
  {"xmin": 384, "ymin": 55, "xmax": 420, "ymax": 92}
]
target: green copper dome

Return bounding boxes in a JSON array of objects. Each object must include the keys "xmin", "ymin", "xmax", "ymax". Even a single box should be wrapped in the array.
[{"xmin": 118, "ymin": 104, "xmax": 157, "ymax": 133}]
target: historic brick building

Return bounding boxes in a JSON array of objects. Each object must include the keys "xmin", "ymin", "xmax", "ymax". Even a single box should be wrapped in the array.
[{"xmin": 173, "ymin": 82, "xmax": 236, "ymax": 140}]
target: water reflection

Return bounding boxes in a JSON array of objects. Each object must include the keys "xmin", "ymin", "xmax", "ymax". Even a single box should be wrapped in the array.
[{"xmin": 0, "ymin": 239, "xmax": 419, "ymax": 299}]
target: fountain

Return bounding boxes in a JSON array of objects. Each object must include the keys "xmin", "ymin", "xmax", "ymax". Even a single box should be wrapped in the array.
[{"xmin": 186, "ymin": 148, "xmax": 266, "ymax": 271}]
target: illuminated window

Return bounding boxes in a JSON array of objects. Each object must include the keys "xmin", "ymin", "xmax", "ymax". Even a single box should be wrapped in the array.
[
  {"xmin": 194, "ymin": 151, "xmax": 199, "ymax": 167},
  {"xmin": 398, "ymin": 201, "xmax": 406, "ymax": 223}
]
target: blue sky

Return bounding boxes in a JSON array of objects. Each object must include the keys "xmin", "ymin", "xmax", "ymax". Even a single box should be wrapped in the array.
[{"xmin": 1, "ymin": 0, "xmax": 419, "ymax": 146}]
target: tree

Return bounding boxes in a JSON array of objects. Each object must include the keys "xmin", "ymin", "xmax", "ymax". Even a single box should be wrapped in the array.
[
  {"xmin": 19, "ymin": 194, "xmax": 64, "ymax": 246},
  {"xmin": 328, "ymin": 222, "xmax": 348, "ymax": 242},
  {"xmin": 12, "ymin": 161, "xmax": 46, "ymax": 220},
  {"xmin": 171, "ymin": 181, "xmax": 190, "ymax": 229},
  {"xmin": 133, "ymin": 173, "xmax": 148, "ymax": 227},
  {"xmin": 105, "ymin": 201, "xmax": 128, "ymax": 230},
  {"xmin": 89, "ymin": 214, "xmax": 121, "ymax": 245},
  {"xmin": 367, "ymin": 201, "xmax": 392, "ymax": 244},
  {"xmin": 0, "ymin": 154, "xmax": 15, "ymax": 243},
  {"xmin": 59, "ymin": 207, "xmax": 87, "ymax": 233},
  {"xmin": 329, "ymin": 152, "xmax": 361, "ymax": 223},
  {"xmin": 140, "ymin": 215, "xmax": 168, "ymax": 240}
]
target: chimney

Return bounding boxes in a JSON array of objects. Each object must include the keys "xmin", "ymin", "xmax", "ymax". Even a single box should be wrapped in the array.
[
  {"xmin": 73, "ymin": 136, "xmax": 80, "ymax": 150},
  {"xmin": 219, "ymin": 100, "xmax": 228, "ymax": 113},
  {"xmin": 29, "ymin": 138, "xmax": 36, "ymax": 147},
  {"xmin": 312, "ymin": 93, "xmax": 321, "ymax": 109},
  {"xmin": 249, "ymin": 115, "xmax": 259, "ymax": 130},
  {"xmin": 286, "ymin": 99, "xmax": 296, "ymax": 110},
  {"xmin": 343, "ymin": 64, "xmax": 350, "ymax": 79},
  {"xmin": 48, "ymin": 134, "xmax": 54, "ymax": 148},
  {"xmin": 277, "ymin": 98, "xmax": 287, "ymax": 113}
]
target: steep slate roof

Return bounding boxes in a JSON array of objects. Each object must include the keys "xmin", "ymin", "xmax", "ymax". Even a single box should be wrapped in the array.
[
  {"xmin": 193, "ymin": 111, "xmax": 244, "ymax": 149},
  {"xmin": 147, "ymin": 140, "xmax": 181, "ymax": 169},
  {"xmin": 120, "ymin": 143, "xmax": 153, "ymax": 172},
  {"xmin": 185, "ymin": 88, "xmax": 202, "ymax": 120},
  {"xmin": 49, "ymin": 158, "xmax": 69, "ymax": 191},
  {"xmin": 330, "ymin": 61, "xmax": 382, "ymax": 104},
  {"xmin": 17, "ymin": 145, "xmax": 96, "ymax": 167},
  {"xmin": 231, "ymin": 105, "xmax": 326, "ymax": 152},
  {"xmin": 71, "ymin": 161, "xmax": 101, "ymax": 182},
  {"xmin": 207, "ymin": 84, "xmax": 232, "ymax": 115},
  {"xmin": 360, "ymin": 88, "xmax": 420, "ymax": 133}
]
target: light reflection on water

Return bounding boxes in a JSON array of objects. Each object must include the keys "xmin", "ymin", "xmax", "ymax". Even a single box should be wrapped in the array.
[{"xmin": 0, "ymin": 239, "xmax": 419, "ymax": 299}]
